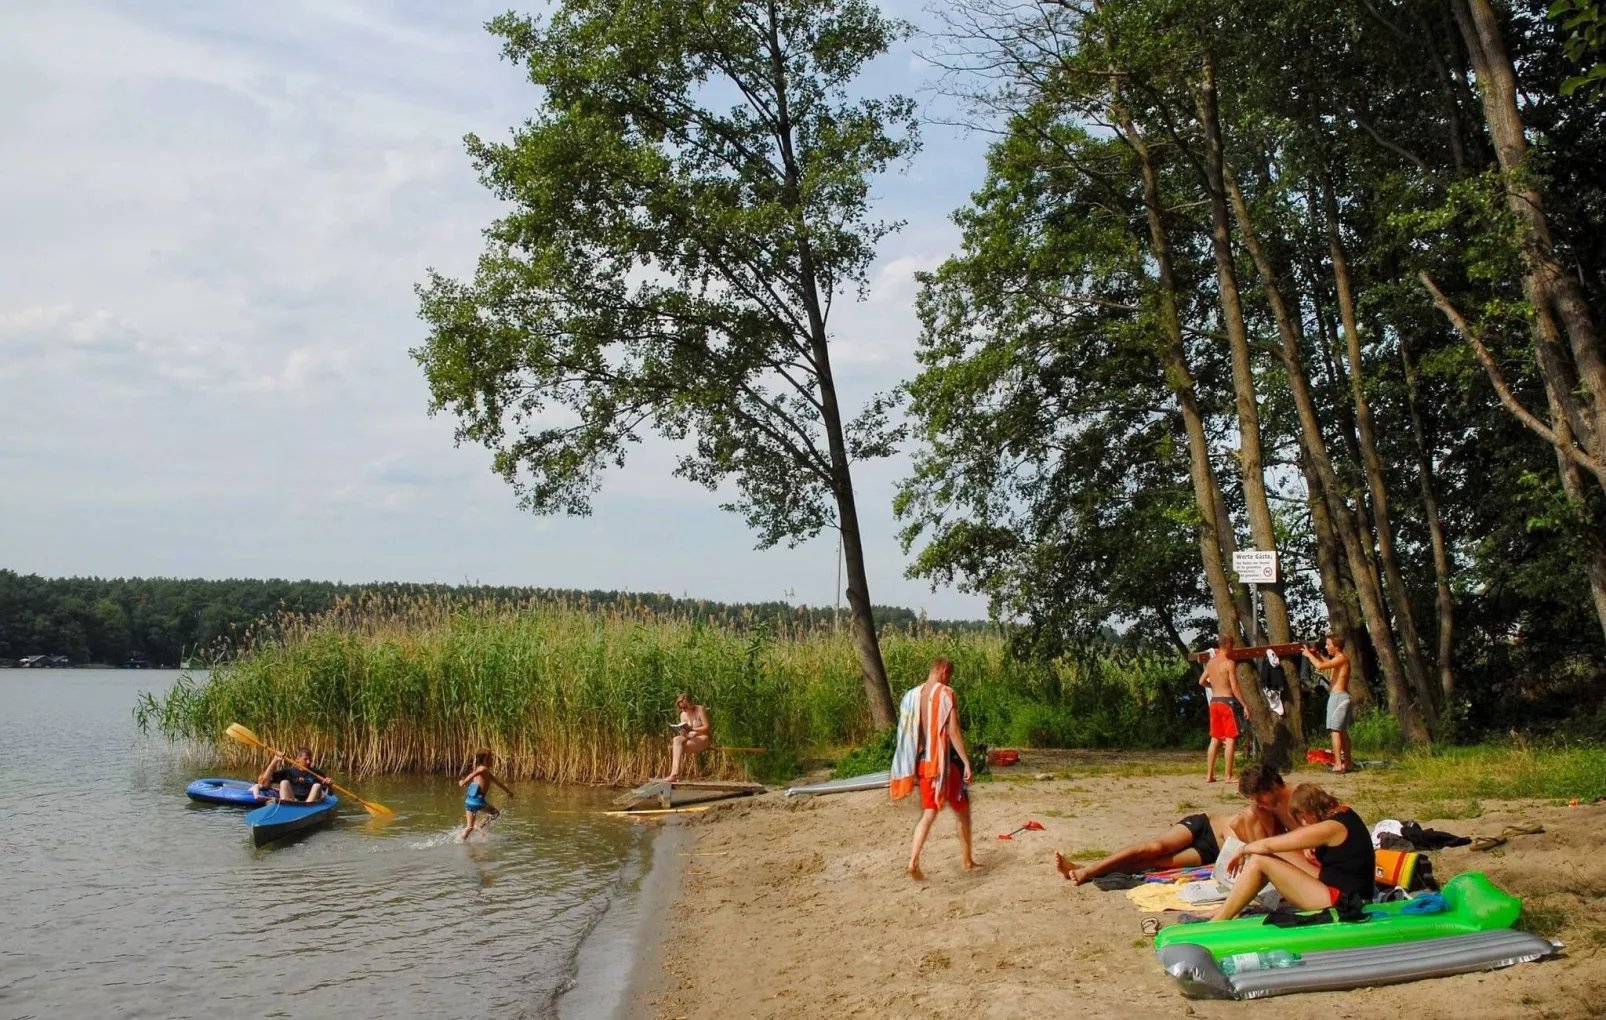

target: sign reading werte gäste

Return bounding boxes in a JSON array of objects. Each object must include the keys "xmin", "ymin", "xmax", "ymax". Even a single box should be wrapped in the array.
[{"xmin": 1232, "ymin": 550, "xmax": 1279, "ymax": 584}]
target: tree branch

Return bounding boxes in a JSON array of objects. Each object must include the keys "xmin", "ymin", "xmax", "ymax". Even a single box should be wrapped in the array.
[{"xmin": 1419, "ymin": 272, "xmax": 1606, "ymax": 481}]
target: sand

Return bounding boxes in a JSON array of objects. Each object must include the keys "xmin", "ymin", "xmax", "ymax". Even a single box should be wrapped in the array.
[{"xmin": 636, "ymin": 750, "xmax": 1606, "ymax": 1019}]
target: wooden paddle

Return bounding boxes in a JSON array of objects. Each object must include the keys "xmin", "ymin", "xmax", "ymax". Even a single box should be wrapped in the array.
[{"xmin": 225, "ymin": 723, "xmax": 395, "ymax": 818}]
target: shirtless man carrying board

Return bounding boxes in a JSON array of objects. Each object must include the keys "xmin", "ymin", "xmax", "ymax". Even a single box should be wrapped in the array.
[
  {"xmin": 1200, "ymin": 634, "xmax": 1245, "ymax": 783},
  {"xmin": 1306, "ymin": 634, "xmax": 1354, "ymax": 773}
]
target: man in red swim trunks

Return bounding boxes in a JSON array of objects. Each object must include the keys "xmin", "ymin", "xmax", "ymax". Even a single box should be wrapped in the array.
[
  {"xmin": 1200, "ymin": 633, "xmax": 1246, "ymax": 783},
  {"xmin": 905, "ymin": 658, "xmax": 978, "ymax": 880}
]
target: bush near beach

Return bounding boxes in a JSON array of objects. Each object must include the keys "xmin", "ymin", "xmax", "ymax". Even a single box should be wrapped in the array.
[{"xmin": 136, "ymin": 593, "xmax": 1198, "ymax": 783}]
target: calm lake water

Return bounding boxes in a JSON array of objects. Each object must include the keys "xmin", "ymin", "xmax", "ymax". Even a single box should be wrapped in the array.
[{"xmin": 0, "ymin": 670, "xmax": 665, "ymax": 1019}]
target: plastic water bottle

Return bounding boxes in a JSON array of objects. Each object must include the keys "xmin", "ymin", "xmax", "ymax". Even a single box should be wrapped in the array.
[{"xmin": 1219, "ymin": 950, "xmax": 1302, "ymax": 975}]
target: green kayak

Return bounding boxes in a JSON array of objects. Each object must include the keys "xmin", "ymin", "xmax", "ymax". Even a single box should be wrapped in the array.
[{"xmin": 1154, "ymin": 872, "xmax": 1520, "ymax": 958}]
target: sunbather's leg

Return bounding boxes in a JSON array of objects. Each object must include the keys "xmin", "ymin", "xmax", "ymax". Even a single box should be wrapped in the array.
[
  {"xmin": 1056, "ymin": 824, "xmax": 1199, "ymax": 884},
  {"xmin": 1211, "ymin": 854, "xmax": 1331, "ymax": 920}
]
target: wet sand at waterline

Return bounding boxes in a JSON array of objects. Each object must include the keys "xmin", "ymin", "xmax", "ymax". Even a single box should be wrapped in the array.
[
  {"xmin": 0, "ymin": 670, "xmax": 663, "ymax": 1019},
  {"xmin": 646, "ymin": 751, "xmax": 1606, "ymax": 1019}
]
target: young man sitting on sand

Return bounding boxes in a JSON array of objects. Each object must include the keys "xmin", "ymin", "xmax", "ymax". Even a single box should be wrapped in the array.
[{"xmin": 1054, "ymin": 764, "xmax": 1283, "ymax": 883}]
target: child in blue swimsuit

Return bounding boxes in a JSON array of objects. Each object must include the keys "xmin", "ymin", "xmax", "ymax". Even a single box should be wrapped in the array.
[{"xmin": 458, "ymin": 749, "xmax": 513, "ymax": 839}]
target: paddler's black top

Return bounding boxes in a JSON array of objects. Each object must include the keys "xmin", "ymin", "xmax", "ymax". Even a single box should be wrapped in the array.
[
  {"xmin": 270, "ymin": 764, "xmax": 322, "ymax": 794},
  {"xmin": 1314, "ymin": 807, "xmax": 1375, "ymax": 901}
]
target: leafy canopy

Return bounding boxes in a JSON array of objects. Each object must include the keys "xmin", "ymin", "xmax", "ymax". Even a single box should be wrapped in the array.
[{"xmin": 414, "ymin": 0, "xmax": 917, "ymax": 547}]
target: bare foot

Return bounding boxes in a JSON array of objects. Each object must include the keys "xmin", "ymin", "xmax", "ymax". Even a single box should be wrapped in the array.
[
  {"xmin": 962, "ymin": 858, "xmax": 983, "ymax": 872},
  {"xmin": 1054, "ymin": 851, "xmax": 1084, "ymax": 882},
  {"xmin": 907, "ymin": 863, "xmax": 925, "ymax": 881},
  {"xmin": 665, "ymin": 773, "xmax": 680, "ymax": 783},
  {"xmin": 1205, "ymin": 777, "xmax": 1217, "ymax": 783}
]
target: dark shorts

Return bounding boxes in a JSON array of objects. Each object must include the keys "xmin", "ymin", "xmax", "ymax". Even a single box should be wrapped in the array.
[{"xmin": 1178, "ymin": 813, "xmax": 1221, "ymax": 865}]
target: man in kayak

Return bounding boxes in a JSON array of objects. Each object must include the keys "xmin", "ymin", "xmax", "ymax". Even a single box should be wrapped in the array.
[
  {"xmin": 666, "ymin": 693, "xmax": 711, "ymax": 782},
  {"xmin": 250, "ymin": 747, "xmax": 328, "ymax": 804}
]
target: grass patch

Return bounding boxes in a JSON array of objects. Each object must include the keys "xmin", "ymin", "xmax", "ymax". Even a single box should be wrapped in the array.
[
  {"xmin": 1384, "ymin": 742, "xmax": 1606, "ymax": 803},
  {"xmin": 1067, "ymin": 847, "xmax": 1112, "ymax": 861},
  {"xmin": 1176, "ymin": 800, "xmax": 1200, "ymax": 811},
  {"xmin": 1515, "ymin": 902, "xmax": 1571, "ymax": 938},
  {"xmin": 1410, "ymin": 797, "xmax": 1484, "ymax": 821}
]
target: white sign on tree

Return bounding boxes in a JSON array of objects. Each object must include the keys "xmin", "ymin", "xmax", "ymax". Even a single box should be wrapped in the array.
[{"xmin": 1233, "ymin": 550, "xmax": 1279, "ymax": 584}]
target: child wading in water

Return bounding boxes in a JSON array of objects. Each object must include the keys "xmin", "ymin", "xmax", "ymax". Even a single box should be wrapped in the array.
[{"xmin": 458, "ymin": 749, "xmax": 513, "ymax": 840}]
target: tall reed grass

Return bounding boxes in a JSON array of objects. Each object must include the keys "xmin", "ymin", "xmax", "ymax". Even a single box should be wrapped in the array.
[{"xmin": 136, "ymin": 594, "xmax": 1196, "ymax": 783}]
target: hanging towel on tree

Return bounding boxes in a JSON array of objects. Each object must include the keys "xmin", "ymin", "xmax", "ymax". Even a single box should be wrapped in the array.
[{"xmin": 889, "ymin": 680, "xmax": 956, "ymax": 805}]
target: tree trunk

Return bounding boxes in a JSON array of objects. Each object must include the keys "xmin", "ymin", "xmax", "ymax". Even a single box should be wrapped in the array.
[
  {"xmin": 1452, "ymin": 0, "xmax": 1606, "ymax": 492},
  {"xmin": 1122, "ymin": 110, "xmax": 1242, "ymax": 643},
  {"xmin": 1194, "ymin": 57, "xmax": 1293, "ymax": 751},
  {"xmin": 1399, "ymin": 331, "xmax": 1456, "ymax": 700},
  {"xmin": 1216, "ymin": 190, "xmax": 1426, "ymax": 741},
  {"xmin": 767, "ymin": 16, "xmax": 896, "ymax": 728},
  {"xmin": 1297, "ymin": 443, "xmax": 1373, "ymax": 707},
  {"xmin": 1322, "ymin": 181, "xmax": 1439, "ymax": 727},
  {"xmin": 812, "ymin": 325, "xmax": 894, "ymax": 729}
]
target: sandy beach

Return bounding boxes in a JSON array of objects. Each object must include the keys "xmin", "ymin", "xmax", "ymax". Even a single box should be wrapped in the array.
[{"xmin": 637, "ymin": 751, "xmax": 1606, "ymax": 1019}]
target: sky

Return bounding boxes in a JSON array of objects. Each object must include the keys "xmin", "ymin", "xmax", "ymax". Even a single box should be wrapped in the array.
[{"xmin": 0, "ymin": 0, "xmax": 995, "ymax": 618}]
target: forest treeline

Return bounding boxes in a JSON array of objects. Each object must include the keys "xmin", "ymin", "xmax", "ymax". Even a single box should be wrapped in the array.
[
  {"xmin": 0, "ymin": 570, "xmax": 989, "ymax": 667},
  {"xmin": 894, "ymin": 0, "xmax": 1606, "ymax": 744}
]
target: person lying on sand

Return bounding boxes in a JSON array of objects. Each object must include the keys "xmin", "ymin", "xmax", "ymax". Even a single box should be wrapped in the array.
[
  {"xmin": 665, "ymin": 693, "xmax": 711, "ymax": 783},
  {"xmin": 1210, "ymin": 783, "xmax": 1374, "ymax": 920},
  {"xmin": 1055, "ymin": 767, "xmax": 1281, "ymax": 883},
  {"xmin": 891, "ymin": 657, "xmax": 978, "ymax": 880}
]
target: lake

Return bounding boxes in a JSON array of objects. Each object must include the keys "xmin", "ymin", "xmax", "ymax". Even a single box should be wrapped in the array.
[{"xmin": 0, "ymin": 670, "xmax": 667, "ymax": 1019}]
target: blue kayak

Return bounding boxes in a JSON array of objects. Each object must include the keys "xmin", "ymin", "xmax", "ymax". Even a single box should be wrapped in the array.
[
  {"xmin": 243, "ymin": 795, "xmax": 338, "ymax": 847},
  {"xmin": 187, "ymin": 778, "xmax": 269, "ymax": 807}
]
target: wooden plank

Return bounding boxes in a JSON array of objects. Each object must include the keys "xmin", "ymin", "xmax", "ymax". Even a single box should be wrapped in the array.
[
  {"xmin": 1188, "ymin": 642, "xmax": 1306, "ymax": 664},
  {"xmin": 668, "ymin": 787, "xmax": 759, "ymax": 808},
  {"xmin": 664, "ymin": 780, "xmax": 765, "ymax": 792},
  {"xmin": 603, "ymin": 804, "xmax": 715, "ymax": 818}
]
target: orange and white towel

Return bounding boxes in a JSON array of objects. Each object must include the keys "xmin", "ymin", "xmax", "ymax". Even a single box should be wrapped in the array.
[{"xmin": 889, "ymin": 681, "xmax": 955, "ymax": 803}]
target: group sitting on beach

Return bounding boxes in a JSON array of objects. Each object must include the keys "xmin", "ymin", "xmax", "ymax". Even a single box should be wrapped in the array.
[{"xmin": 1050, "ymin": 760, "xmax": 1375, "ymax": 922}]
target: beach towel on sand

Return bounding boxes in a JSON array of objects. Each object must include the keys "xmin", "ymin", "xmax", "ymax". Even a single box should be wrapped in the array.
[{"xmin": 889, "ymin": 681, "xmax": 957, "ymax": 806}]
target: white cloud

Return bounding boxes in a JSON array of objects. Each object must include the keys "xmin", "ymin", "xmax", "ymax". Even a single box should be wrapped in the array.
[{"xmin": 0, "ymin": 0, "xmax": 992, "ymax": 618}]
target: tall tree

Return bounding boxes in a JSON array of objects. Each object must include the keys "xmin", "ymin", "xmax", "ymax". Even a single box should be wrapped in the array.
[{"xmin": 413, "ymin": 0, "xmax": 918, "ymax": 725}]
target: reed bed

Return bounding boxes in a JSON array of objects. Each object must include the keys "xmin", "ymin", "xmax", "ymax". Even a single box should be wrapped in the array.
[{"xmin": 136, "ymin": 594, "xmax": 1194, "ymax": 783}]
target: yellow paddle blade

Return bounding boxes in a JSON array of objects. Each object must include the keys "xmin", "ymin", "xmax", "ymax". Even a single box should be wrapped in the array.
[
  {"xmin": 360, "ymin": 800, "xmax": 397, "ymax": 819},
  {"xmin": 225, "ymin": 723, "xmax": 267, "ymax": 748}
]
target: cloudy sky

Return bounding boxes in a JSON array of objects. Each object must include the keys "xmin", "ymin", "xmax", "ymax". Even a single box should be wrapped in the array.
[{"xmin": 0, "ymin": 0, "xmax": 993, "ymax": 617}]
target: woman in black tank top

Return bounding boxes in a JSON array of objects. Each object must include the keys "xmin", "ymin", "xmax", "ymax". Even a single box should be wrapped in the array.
[{"xmin": 1208, "ymin": 784, "xmax": 1373, "ymax": 921}]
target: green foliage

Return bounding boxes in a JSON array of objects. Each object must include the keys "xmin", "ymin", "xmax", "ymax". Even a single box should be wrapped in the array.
[
  {"xmin": 1348, "ymin": 709, "xmax": 1409, "ymax": 755},
  {"xmin": 0, "ymin": 570, "xmax": 986, "ymax": 666},
  {"xmin": 833, "ymin": 725, "xmax": 896, "ymax": 778},
  {"xmin": 412, "ymin": 0, "xmax": 916, "ymax": 547},
  {"xmin": 1552, "ymin": 0, "xmax": 1606, "ymax": 98},
  {"xmin": 1387, "ymin": 741, "xmax": 1606, "ymax": 803},
  {"xmin": 137, "ymin": 595, "xmax": 1206, "ymax": 779}
]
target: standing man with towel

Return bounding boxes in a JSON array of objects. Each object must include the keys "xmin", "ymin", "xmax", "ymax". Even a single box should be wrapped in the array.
[
  {"xmin": 890, "ymin": 657, "xmax": 978, "ymax": 880},
  {"xmin": 1306, "ymin": 636, "xmax": 1354, "ymax": 773}
]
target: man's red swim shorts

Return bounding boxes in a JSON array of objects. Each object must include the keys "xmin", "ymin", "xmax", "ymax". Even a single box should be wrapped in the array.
[
  {"xmin": 919, "ymin": 768, "xmax": 968, "ymax": 811},
  {"xmin": 1209, "ymin": 700, "xmax": 1239, "ymax": 740}
]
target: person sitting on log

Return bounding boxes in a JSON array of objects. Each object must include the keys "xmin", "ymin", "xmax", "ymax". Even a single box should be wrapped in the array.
[{"xmin": 666, "ymin": 693, "xmax": 711, "ymax": 782}]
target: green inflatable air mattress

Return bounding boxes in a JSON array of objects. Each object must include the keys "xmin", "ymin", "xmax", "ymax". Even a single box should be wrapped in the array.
[{"xmin": 1153, "ymin": 872, "xmax": 1519, "ymax": 959}]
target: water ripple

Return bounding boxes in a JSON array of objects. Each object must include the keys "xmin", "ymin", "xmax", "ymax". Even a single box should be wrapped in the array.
[{"xmin": 0, "ymin": 671, "xmax": 649, "ymax": 1020}]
